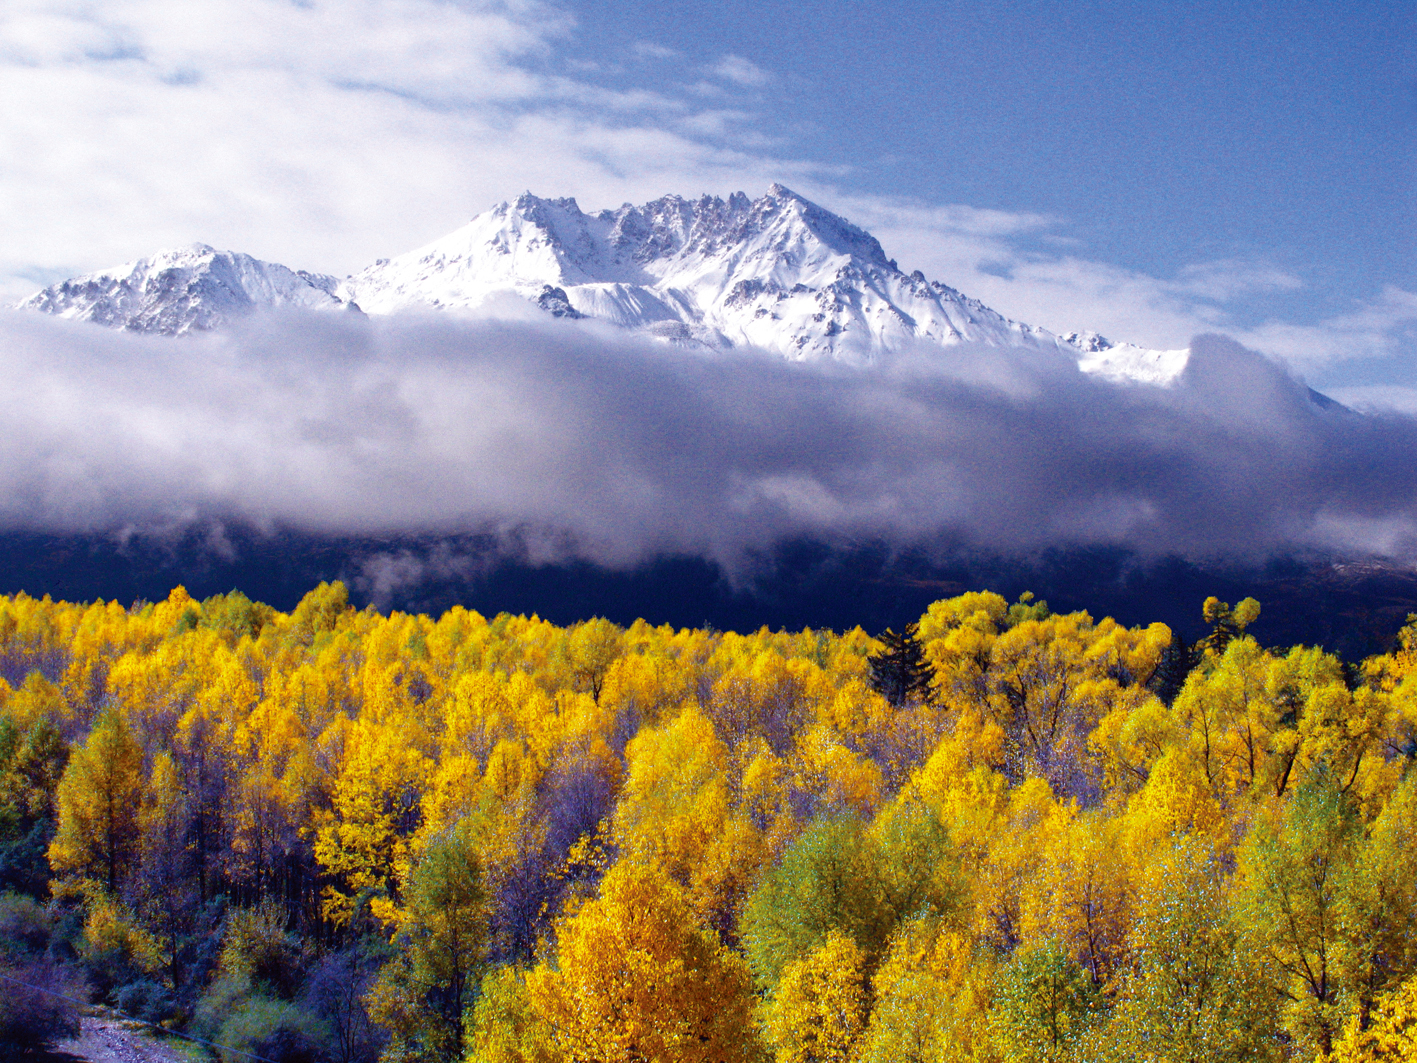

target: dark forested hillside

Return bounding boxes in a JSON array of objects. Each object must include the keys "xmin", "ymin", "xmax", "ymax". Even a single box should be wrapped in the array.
[
  {"xmin": 3, "ymin": 528, "xmax": 1415, "ymax": 661},
  {"xmin": 0, "ymin": 583, "xmax": 1414, "ymax": 1061}
]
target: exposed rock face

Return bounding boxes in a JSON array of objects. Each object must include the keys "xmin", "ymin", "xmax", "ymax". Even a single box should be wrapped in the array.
[{"xmin": 22, "ymin": 186, "xmax": 1187, "ymax": 382}]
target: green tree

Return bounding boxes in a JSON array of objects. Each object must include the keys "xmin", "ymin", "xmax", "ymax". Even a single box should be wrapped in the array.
[
  {"xmin": 0, "ymin": 704, "xmax": 68, "ymax": 896},
  {"xmin": 1335, "ymin": 772, "xmax": 1417, "ymax": 1032},
  {"xmin": 1237, "ymin": 772, "xmax": 1357, "ymax": 1057},
  {"xmin": 740, "ymin": 806, "xmax": 959, "ymax": 994},
  {"xmin": 369, "ymin": 823, "xmax": 488, "ymax": 1063},
  {"xmin": 1105, "ymin": 837, "xmax": 1278, "ymax": 1063},
  {"xmin": 990, "ymin": 938, "xmax": 1104, "ymax": 1063}
]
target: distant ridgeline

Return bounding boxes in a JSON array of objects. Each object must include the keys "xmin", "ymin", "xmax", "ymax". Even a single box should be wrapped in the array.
[
  {"xmin": 0, "ymin": 526, "xmax": 1415, "ymax": 661},
  {"xmin": 0, "ymin": 582, "xmax": 1415, "ymax": 1060}
]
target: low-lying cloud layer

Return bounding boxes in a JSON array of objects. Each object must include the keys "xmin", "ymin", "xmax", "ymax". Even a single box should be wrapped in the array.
[{"xmin": 3, "ymin": 308, "xmax": 1417, "ymax": 575}]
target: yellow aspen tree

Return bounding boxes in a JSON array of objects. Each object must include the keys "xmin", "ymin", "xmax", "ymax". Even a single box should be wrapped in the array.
[
  {"xmin": 526, "ymin": 860, "xmax": 760, "ymax": 1063},
  {"xmin": 1088, "ymin": 685, "xmax": 1182, "ymax": 798},
  {"xmin": 314, "ymin": 713, "xmax": 430, "ymax": 924},
  {"xmin": 1171, "ymin": 636, "xmax": 1335, "ymax": 806},
  {"xmin": 763, "ymin": 930, "xmax": 868, "ymax": 1063},
  {"xmin": 974, "ymin": 779, "xmax": 1071, "ymax": 952},
  {"xmin": 860, "ymin": 915, "xmax": 1000, "ymax": 1063},
  {"xmin": 1327, "ymin": 975, "xmax": 1417, "ymax": 1063},
  {"xmin": 1119, "ymin": 746, "xmax": 1228, "ymax": 855},
  {"xmin": 790, "ymin": 723, "xmax": 884, "ymax": 816},
  {"xmin": 467, "ymin": 966, "xmax": 555, "ymax": 1063},
  {"xmin": 49, "ymin": 709, "xmax": 145, "ymax": 892},
  {"xmin": 5, "ymin": 671, "xmax": 70, "ymax": 734},
  {"xmin": 985, "ymin": 614, "xmax": 1109, "ymax": 791},
  {"xmin": 1024, "ymin": 811, "xmax": 1132, "ymax": 990},
  {"xmin": 614, "ymin": 706, "xmax": 731, "ymax": 895},
  {"xmin": 566, "ymin": 617, "xmax": 625, "ymax": 701}
]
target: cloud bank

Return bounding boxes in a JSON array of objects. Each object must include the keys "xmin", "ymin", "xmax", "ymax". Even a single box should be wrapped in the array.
[{"xmin": 3, "ymin": 308, "xmax": 1417, "ymax": 579}]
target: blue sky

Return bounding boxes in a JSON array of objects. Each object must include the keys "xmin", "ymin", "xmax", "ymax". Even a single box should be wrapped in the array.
[
  {"xmin": 573, "ymin": 0, "xmax": 1415, "ymax": 294},
  {"xmin": 2, "ymin": 0, "xmax": 1414, "ymax": 402}
]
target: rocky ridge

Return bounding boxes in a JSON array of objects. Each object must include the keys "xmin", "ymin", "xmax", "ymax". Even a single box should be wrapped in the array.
[{"xmin": 19, "ymin": 186, "xmax": 1188, "ymax": 382}]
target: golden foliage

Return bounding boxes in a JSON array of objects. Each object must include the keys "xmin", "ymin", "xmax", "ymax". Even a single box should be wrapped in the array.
[
  {"xmin": 526, "ymin": 860, "xmax": 760, "ymax": 1063},
  {"xmin": 2, "ymin": 584, "xmax": 1414, "ymax": 1063}
]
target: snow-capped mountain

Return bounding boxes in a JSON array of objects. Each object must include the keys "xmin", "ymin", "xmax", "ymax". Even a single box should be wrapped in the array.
[
  {"xmin": 19, "ymin": 244, "xmax": 354, "ymax": 336},
  {"xmin": 341, "ymin": 185, "xmax": 1185, "ymax": 381},
  {"xmin": 17, "ymin": 186, "xmax": 1187, "ymax": 381}
]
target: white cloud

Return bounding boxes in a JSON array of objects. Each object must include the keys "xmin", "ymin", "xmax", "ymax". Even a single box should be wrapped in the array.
[
  {"xmin": 1175, "ymin": 259, "xmax": 1304, "ymax": 301},
  {"xmin": 3, "ymin": 312, "xmax": 1417, "ymax": 569},
  {"xmin": 818, "ymin": 192, "xmax": 1417, "ymax": 373},
  {"xmin": 708, "ymin": 54, "xmax": 770, "ymax": 88},
  {"xmin": 2, "ymin": 0, "xmax": 1413, "ymax": 384},
  {"xmin": 632, "ymin": 41, "xmax": 678, "ymax": 60},
  {"xmin": 1324, "ymin": 386, "xmax": 1417, "ymax": 416},
  {"xmin": 0, "ymin": 0, "xmax": 803, "ymax": 299},
  {"xmin": 1233, "ymin": 286, "xmax": 1417, "ymax": 369},
  {"xmin": 826, "ymin": 194, "xmax": 1229, "ymax": 349}
]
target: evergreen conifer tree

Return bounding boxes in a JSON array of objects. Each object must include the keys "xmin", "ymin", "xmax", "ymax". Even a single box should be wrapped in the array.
[
  {"xmin": 868, "ymin": 624, "xmax": 933, "ymax": 707},
  {"xmin": 1148, "ymin": 630, "xmax": 1195, "ymax": 706}
]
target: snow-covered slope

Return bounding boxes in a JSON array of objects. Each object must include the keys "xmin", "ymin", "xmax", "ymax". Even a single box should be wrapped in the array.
[
  {"xmin": 18, "ymin": 186, "xmax": 1187, "ymax": 381},
  {"xmin": 342, "ymin": 185, "xmax": 1186, "ymax": 378},
  {"xmin": 19, "ymin": 244, "xmax": 354, "ymax": 335}
]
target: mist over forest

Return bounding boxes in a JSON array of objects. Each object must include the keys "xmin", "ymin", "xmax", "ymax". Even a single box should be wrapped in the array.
[{"xmin": 3, "ymin": 309, "xmax": 1417, "ymax": 657}]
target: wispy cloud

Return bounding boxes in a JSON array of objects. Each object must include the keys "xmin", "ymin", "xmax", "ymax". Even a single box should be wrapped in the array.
[
  {"xmin": 1234, "ymin": 286, "xmax": 1417, "ymax": 369},
  {"xmin": 0, "ymin": 0, "xmax": 804, "ymax": 297},
  {"xmin": 708, "ymin": 54, "xmax": 770, "ymax": 88},
  {"xmin": 828, "ymin": 192, "xmax": 1417, "ymax": 374},
  {"xmin": 1174, "ymin": 260, "xmax": 1304, "ymax": 301},
  {"xmin": 632, "ymin": 41, "xmax": 678, "ymax": 60}
]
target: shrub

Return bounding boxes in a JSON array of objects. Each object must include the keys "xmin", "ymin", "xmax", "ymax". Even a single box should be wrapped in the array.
[
  {"xmin": 218, "ymin": 997, "xmax": 332, "ymax": 1063},
  {"xmin": 116, "ymin": 977, "xmax": 178, "ymax": 1025},
  {"xmin": 0, "ymin": 958, "xmax": 85, "ymax": 1051},
  {"xmin": 0, "ymin": 890, "xmax": 54, "ymax": 959},
  {"xmin": 219, "ymin": 901, "xmax": 307, "ymax": 1000}
]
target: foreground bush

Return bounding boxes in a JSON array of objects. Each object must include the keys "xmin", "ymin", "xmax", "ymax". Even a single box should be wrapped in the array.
[
  {"xmin": 218, "ymin": 997, "xmax": 332, "ymax": 1063},
  {"xmin": 0, "ymin": 958, "xmax": 84, "ymax": 1051}
]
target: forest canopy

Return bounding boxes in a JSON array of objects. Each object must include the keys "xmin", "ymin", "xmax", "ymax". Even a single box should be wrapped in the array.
[{"xmin": 0, "ymin": 582, "xmax": 1415, "ymax": 1062}]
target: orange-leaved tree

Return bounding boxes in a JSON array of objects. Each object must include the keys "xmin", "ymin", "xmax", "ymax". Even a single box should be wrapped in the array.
[{"xmin": 526, "ymin": 859, "xmax": 760, "ymax": 1063}]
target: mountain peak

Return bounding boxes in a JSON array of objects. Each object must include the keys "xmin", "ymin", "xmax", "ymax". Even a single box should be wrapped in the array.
[
  {"xmin": 512, "ymin": 192, "xmax": 583, "ymax": 217},
  {"xmin": 19, "ymin": 188, "xmax": 1189, "ymax": 384},
  {"xmin": 342, "ymin": 185, "xmax": 1092, "ymax": 363},
  {"xmin": 19, "ymin": 244, "xmax": 350, "ymax": 334}
]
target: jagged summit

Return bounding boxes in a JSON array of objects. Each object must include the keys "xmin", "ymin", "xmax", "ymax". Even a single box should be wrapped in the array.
[
  {"xmin": 339, "ymin": 186, "xmax": 1185, "ymax": 377},
  {"xmin": 18, "ymin": 187, "xmax": 1188, "ymax": 381},
  {"xmin": 20, "ymin": 244, "xmax": 353, "ymax": 335}
]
